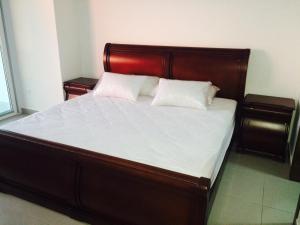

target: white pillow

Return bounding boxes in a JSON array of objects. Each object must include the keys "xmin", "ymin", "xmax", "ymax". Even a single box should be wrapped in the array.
[
  {"xmin": 139, "ymin": 76, "xmax": 160, "ymax": 97},
  {"xmin": 152, "ymin": 78, "xmax": 212, "ymax": 109},
  {"xmin": 207, "ymin": 85, "xmax": 220, "ymax": 104},
  {"xmin": 93, "ymin": 72, "xmax": 145, "ymax": 101}
]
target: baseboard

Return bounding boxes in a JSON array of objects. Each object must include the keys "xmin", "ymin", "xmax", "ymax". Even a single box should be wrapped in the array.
[{"xmin": 21, "ymin": 108, "xmax": 38, "ymax": 115}]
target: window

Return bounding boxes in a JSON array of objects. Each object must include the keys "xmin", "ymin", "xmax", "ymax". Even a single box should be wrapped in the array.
[{"xmin": 0, "ymin": 4, "xmax": 17, "ymax": 119}]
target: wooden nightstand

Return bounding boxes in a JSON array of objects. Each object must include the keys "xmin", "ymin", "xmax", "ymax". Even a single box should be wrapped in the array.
[
  {"xmin": 290, "ymin": 125, "xmax": 300, "ymax": 182},
  {"xmin": 63, "ymin": 77, "xmax": 98, "ymax": 100},
  {"xmin": 239, "ymin": 94, "xmax": 295, "ymax": 161}
]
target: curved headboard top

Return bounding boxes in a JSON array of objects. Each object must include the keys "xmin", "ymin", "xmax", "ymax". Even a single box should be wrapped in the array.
[{"xmin": 103, "ymin": 43, "xmax": 250, "ymax": 103}]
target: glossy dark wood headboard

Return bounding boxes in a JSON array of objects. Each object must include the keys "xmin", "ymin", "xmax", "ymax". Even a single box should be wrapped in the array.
[{"xmin": 103, "ymin": 43, "xmax": 250, "ymax": 103}]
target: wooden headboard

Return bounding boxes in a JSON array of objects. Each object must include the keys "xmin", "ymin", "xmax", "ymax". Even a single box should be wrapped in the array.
[{"xmin": 103, "ymin": 43, "xmax": 250, "ymax": 103}]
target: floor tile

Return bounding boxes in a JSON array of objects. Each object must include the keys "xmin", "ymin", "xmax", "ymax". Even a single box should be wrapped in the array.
[
  {"xmin": 223, "ymin": 154, "xmax": 266, "ymax": 184},
  {"xmin": 208, "ymin": 194, "xmax": 262, "ymax": 225},
  {"xmin": 0, "ymin": 193, "xmax": 88, "ymax": 225},
  {"xmin": 218, "ymin": 175, "xmax": 264, "ymax": 204},
  {"xmin": 263, "ymin": 175, "xmax": 300, "ymax": 213},
  {"xmin": 225, "ymin": 152, "xmax": 289, "ymax": 179},
  {"xmin": 262, "ymin": 206, "xmax": 294, "ymax": 225},
  {"xmin": 218, "ymin": 157, "xmax": 264, "ymax": 204}
]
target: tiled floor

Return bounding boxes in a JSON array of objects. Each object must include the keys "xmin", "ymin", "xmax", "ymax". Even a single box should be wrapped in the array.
[
  {"xmin": 0, "ymin": 115, "xmax": 299, "ymax": 225},
  {"xmin": 208, "ymin": 151, "xmax": 300, "ymax": 225}
]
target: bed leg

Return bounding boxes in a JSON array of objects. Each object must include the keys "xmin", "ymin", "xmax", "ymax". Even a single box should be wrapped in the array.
[{"xmin": 192, "ymin": 177, "xmax": 210, "ymax": 225}]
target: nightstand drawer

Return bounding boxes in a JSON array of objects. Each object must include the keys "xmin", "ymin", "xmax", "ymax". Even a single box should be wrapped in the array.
[
  {"xmin": 240, "ymin": 117, "xmax": 288, "ymax": 157},
  {"xmin": 64, "ymin": 85, "xmax": 88, "ymax": 94},
  {"xmin": 63, "ymin": 77, "xmax": 98, "ymax": 100},
  {"xmin": 243, "ymin": 106, "xmax": 292, "ymax": 122}
]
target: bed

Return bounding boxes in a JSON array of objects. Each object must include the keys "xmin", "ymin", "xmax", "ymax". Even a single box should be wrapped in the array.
[{"xmin": 0, "ymin": 43, "xmax": 250, "ymax": 225}]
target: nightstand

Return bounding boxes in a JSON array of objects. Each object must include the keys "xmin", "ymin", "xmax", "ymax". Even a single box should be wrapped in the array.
[
  {"xmin": 63, "ymin": 77, "xmax": 98, "ymax": 100},
  {"xmin": 290, "ymin": 125, "xmax": 300, "ymax": 181},
  {"xmin": 239, "ymin": 94, "xmax": 295, "ymax": 161}
]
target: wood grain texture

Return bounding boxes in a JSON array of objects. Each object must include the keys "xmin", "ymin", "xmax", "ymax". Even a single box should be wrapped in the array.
[
  {"xmin": 104, "ymin": 43, "xmax": 250, "ymax": 104},
  {"xmin": 0, "ymin": 130, "xmax": 210, "ymax": 225},
  {"xmin": 63, "ymin": 77, "xmax": 98, "ymax": 100},
  {"xmin": 239, "ymin": 94, "xmax": 295, "ymax": 161},
  {"xmin": 0, "ymin": 43, "xmax": 251, "ymax": 225},
  {"xmin": 290, "ymin": 126, "xmax": 300, "ymax": 181}
]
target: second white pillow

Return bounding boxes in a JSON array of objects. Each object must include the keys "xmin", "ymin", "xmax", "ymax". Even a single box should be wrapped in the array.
[
  {"xmin": 152, "ymin": 78, "xmax": 212, "ymax": 109},
  {"xmin": 207, "ymin": 85, "xmax": 220, "ymax": 105}
]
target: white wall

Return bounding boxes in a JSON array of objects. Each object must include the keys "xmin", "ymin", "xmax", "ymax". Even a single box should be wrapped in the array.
[
  {"xmin": 2, "ymin": 0, "xmax": 64, "ymax": 111},
  {"xmin": 2, "ymin": 0, "xmax": 300, "ymax": 111},
  {"xmin": 77, "ymin": 0, "xmax": 300, "ymax": 99},
  {"xmin": 53, "ymin": 0, "xmax": 82, "ymax": 82}
]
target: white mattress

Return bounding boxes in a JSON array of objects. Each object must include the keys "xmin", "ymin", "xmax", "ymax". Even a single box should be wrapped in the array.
[{"xmin": 0, "ymin": 94, "xmax": 236, "ymax": 184}]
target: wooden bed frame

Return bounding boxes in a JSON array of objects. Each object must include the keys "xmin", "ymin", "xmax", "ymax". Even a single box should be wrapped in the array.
[{"xmin": 0, "ymin": 43, "xmax": 250, "ymax": 225}]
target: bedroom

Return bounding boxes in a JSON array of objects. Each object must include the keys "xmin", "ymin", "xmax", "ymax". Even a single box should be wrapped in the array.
[{"xmin": 0, "ymin": 0, "xmax": 299, "ymax": 225}]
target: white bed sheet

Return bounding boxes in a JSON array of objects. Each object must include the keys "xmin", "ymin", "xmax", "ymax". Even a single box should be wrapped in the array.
[{"xmin": 0, "ymin": 94, "xmax": 236, "ymax": 185}]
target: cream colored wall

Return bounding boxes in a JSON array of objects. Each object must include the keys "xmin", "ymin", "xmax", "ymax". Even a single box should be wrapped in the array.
[
  {"xmin": 77, "ymin": 0, "xmax": 300, "ymax": 99},
  {"xmin": 53, "ymin": 0, "xmax": 82, "ymax": 82},
  {"xmin": 2, "ymin": 0, "xmax": 300, "ymax": 111},
  {"xmin": 2, "ymin": 0, "xmax": 64, "ymax": 111}
]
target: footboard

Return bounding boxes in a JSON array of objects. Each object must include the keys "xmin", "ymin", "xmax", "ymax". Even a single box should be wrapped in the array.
[{"xmin": 0, "ymin": 130, "xmax": 211, "ymax": 225}]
